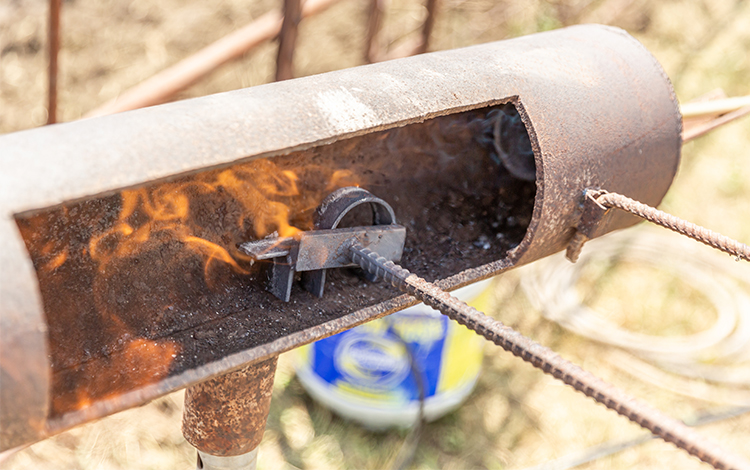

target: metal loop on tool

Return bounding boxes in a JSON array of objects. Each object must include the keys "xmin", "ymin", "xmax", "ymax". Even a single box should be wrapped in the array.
[
  {"xmin": 240, "ymin": 186, "xmax": 403, "ymax": 301},
  {"xmin": 303, "ymin": 187, "xmax": 398, "ymax": 296},
  {"xmin": 314, "ymin": 186, "xmax": 397, "ymax": 229}
]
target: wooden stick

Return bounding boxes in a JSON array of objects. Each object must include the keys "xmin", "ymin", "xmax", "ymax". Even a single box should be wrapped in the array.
[
  {"xmin": 681, "ymin": 95, "xmax": 750, "ymax": 118},
  {"xmin": 683, "ymin": 105, "xmax": 750, "ymax": 142}
]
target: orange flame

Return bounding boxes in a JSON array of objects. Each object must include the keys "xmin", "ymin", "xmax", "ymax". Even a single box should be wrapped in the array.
[
  {"xmin": 89, "ymin": 160, "xmax": 330, "ymax": 275},
  {"xmin": 59, "ymin": 338, "xmax": 180, "ymax": 412},
  {"xmin": 214, "ymin": 166, "xmax": 302, "ymax": 238},
  {"xmin": 184, "ymin": 236, "xmax": 249, "ymax": 279},
  {"xmin": 31, "ymin": 157, "xmax": 361, "ymax": 414},
  {"xmin": 42, "ymin": 249, "xmax": 68, "ymax": 272},
  {"xmin": 119, "ymin": 338, "xmax": 180, "ymax": 384},
  {"xmin": 87, "ymin": 158, "xmax": 359, "ymax": 284}
]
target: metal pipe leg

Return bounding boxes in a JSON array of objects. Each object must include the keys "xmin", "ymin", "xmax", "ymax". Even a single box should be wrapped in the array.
[{"xmin": 182, "ymin": 357, "xmax": 278, "ymax": 470}]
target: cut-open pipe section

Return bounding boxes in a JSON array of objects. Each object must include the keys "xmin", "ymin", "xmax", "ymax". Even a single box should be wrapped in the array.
[{"xmin": 0, "ymin": 24, "xmax": 681, "ymax": 450}]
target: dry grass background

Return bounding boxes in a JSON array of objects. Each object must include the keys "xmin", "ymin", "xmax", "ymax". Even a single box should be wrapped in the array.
[{"xmin": 1, "ymin": 0, "xmax": 750, "ymax": 468}]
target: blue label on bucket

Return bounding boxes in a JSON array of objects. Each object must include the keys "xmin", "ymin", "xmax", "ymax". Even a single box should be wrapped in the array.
[
  {"xmin": 295, "ymin": 280, "xmax": 489, "ymax": 427},
  {"xmin": 312, "ymin": 310, "xmax": 447, "ymax": 401}
]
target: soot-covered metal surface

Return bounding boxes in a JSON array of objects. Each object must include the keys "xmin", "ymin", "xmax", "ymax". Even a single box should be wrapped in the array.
[{"xmin": 16, "ymin": 104, "xmax": 536, "ymax": 418}]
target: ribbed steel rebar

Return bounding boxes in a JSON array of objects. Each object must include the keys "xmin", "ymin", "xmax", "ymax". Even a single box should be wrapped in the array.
[
  {"xmin": 348, "ymin": 243, "xmax": 750, "ymax": 470},
  {"xmin": 597, "ymin": 192, "xmax": 750, "ymax": 262}
]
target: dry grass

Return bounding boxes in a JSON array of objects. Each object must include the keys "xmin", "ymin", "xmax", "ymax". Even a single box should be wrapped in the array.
[{"xmin": 1, "ymin": 0, "xmax": 750, "ymax": 468}]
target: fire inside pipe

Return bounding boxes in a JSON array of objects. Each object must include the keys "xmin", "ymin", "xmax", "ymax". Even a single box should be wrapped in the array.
[{"xmin": 0, "ymin": 24, "xmax": 680, "ymax": 450}]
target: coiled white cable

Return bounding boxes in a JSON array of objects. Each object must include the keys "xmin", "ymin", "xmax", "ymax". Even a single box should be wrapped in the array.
[{"xmin": 520, "ymin": 227, "xmax": 750, "ymax": 391}]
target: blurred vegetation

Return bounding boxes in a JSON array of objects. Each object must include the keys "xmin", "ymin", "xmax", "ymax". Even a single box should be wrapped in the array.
[{"xmin": 1, "ymin": 0, "xmax": 749, "ymax": 468}]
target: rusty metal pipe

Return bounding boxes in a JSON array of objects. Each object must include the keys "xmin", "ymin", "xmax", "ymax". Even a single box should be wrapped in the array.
[
  {"xmin": 182, "ymin": 357, "xmax": 277, "ymax": 467},
  {"xmin": 0, "ymin": 25, "xmax": 681, "ymax": 450}
]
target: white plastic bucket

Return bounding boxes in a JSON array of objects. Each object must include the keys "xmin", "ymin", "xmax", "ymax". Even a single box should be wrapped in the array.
[{"xmin": 294, "ymin": 279, "xmax": 492, "ymax": 429}]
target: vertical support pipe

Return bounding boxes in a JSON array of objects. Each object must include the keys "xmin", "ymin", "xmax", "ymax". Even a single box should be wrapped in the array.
[
  {"xmin": 182, "ymin": 358, "xmax": 278, "ymax": 469},
  {"xmin": 375, "ymin": 0, "xmax": 439, "ymax": 61},
  {"xmin": 276, "ymin": 0, "xmax": 302, "ymax": 81},
  {"xmin": 364, "ymin": 0, "xmax": 385, "ymax": 63},
  {"xmin": 47, "ymin": 0, "xmax": 61, "ymax": 125},
  {"xmin": 414, "ymin": 0, "xmax": 438, "ymax": 55}
]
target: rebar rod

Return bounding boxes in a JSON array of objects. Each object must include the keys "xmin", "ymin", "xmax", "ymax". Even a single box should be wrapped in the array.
[
  {"xmin": 276, "ymin": 0, "xmax": 301, "ymax": 81},
  {"xmin": 47, "ymin": 0, "xmax": 61, "ymax": 124},
  {"xmin": 596, "ymin": 192, "xmax": 750, "ymax": 262},
  {"xmin": 348, "ymin": 243, "xmax": 750, "ymax": 470}
]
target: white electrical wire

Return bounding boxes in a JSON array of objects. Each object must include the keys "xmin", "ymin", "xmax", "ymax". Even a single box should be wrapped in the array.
[{"xmin": 519, "ymin": 226, "xmax": 750, "ymax": 391}]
